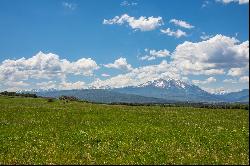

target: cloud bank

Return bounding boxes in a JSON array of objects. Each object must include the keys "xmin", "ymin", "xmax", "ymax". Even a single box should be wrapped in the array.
[
  {"xmin": 0, "ymin": 35, "xmax": 248, "ymax": 91},
  {"xmin": 0, "ymin": 51, "xmax": 99, "ymax": 90}
]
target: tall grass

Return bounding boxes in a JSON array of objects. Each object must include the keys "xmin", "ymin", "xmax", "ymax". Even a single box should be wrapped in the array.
[{"xmin": 0, "ymin": 96, "xmax": 248, "ymax": 164}]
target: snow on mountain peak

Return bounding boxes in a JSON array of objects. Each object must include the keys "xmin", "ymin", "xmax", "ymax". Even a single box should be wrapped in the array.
[
  {"xmin": 138, "ymin": 78, "xmax": 189, "ymax": 89},
  {"xmin": 154, "ymin": 80, "xmax": 165, "ymax": 88}
]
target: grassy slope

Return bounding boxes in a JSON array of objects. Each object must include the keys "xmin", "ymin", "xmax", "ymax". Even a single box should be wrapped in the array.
[{"xmin": 0, "ymin": 96, "xmax": 249, "ymax": 164}]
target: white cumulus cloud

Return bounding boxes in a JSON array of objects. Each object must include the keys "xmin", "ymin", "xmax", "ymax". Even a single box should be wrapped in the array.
[
  {"xmin": 169, "ymin": 19, "xmax": 194, "ymax": 29},
  {"xmin": 62, "ymin": 2, "xmax": 77, "ymax": 10},
  {"xmin": 227, "ymin": 67, "xmax": 245, "ymax": 76},
  {"xmin": 36, "ymin": 81, "xmax": 57, "ymax": 90},
  {"xmin": 104, "ymin": 57, "xmax": 133, "ymax": 71},
  {"xmin": 160, "ymin": 28, "xmax": 187, "ymax": 38},
  {"xmin": 239, "ymin": 76, "xmax": 249, "ymax": 83},
  {"xmin": 103, "ymin": 14, "xmax": 163, "ymax": 31},
  {"xmin": 140, "ymin": 49, "xmax": 170, "ymax": 61},
  {"xmin": 171, "ymin": 34, "xmax": 249, "ymax": 76},
  {"xmin": 60, "ymin": 81, "xmax": 86, "ymax": 90},
  {"xmin": 192, "ymin": 77, "xmax": 217, "ymax": 85},
  {"xmin": 36, "ymin": 81, "xmax": 86, "ymax": 90},
  {"xmin": 0, "ymin": 51, "xmax": 99, "ymax": 82},
  {"xmin": 120, "ymin": 1, "xmax": 138, "ymax": 7}
]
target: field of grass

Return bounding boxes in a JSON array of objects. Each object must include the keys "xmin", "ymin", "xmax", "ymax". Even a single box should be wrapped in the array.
[{"xmin": 0, "ymin": 96, "xmax": 249, "ymax": 164}]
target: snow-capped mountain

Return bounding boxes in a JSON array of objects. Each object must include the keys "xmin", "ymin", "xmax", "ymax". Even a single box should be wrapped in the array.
[
  {"xmin": 137, "ymin": 78, "xmax": 188, "ymax": 89},
  {"xmin": 112, "ymin": 78, "xmax": 220, "ymax": 102}
]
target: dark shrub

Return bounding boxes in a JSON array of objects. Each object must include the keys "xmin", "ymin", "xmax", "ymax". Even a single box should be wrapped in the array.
[
  {"xmin": 47, "ymin": 98, "xmax": 54, "ymax": 102},
  {"xmin": 59, "ymin": 95, "xmax": 79, "ymax": 101}
]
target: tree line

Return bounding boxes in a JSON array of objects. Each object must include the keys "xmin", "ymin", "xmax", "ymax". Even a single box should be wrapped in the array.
[
  {"xmin": 0, "ymin": 91, "xmax": 37, "ymax": 98},
  {"xmin": 108, "ymin": 102, "xmax": 249, "ymax": 110}
]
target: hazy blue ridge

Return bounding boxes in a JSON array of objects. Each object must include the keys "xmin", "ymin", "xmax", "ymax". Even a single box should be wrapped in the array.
[{"xmin": 22, "ymin": 79, "xmax": 249, "ymax": 104}]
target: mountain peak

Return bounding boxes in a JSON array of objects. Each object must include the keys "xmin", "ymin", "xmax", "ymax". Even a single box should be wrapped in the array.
[{"xmin": 138, "ymin": 78, "xmax": 188, "ymax": 89}]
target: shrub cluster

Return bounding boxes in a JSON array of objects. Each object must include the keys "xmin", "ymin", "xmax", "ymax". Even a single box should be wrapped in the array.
[
  {"xmin": 59, "ymin": 95, "xmax": 79, "ymax": 101},
  {"xmin": 47, "ymin": 98, "xmax": 54, "ymax": 102}
]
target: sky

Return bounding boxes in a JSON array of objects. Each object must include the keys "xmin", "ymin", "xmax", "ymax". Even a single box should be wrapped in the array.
[{"xmin": 0, "ymin": 0, "xmax": 249, "ymax": 93}]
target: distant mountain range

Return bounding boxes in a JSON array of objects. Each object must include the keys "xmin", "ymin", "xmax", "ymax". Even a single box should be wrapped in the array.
[
  {"xmin": 19, "ymin": 78, "xmax": 249, "ymax": 104},
  {"xmin": 215, "ymin": 89, "xmax": 249, "ymax": 103},
  {"xmin": 36, "ymin": 89, "xmax": 172, "ymax": 104}
]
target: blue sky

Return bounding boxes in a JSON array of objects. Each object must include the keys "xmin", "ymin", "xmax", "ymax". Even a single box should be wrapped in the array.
[{"xmin": 0, "ymin": 0, "xmax": 249, "ymax": 93}]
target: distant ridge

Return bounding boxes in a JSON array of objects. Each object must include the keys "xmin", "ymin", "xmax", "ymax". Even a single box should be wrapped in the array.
[{"xmin": 36, "ymin": 89, "xmax": 173, "ymax": 104}]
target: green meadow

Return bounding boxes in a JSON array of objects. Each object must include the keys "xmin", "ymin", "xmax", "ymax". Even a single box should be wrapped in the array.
[{"xmin": 0, "ymin": 96, "xmax": 249, "ymax": 165}]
